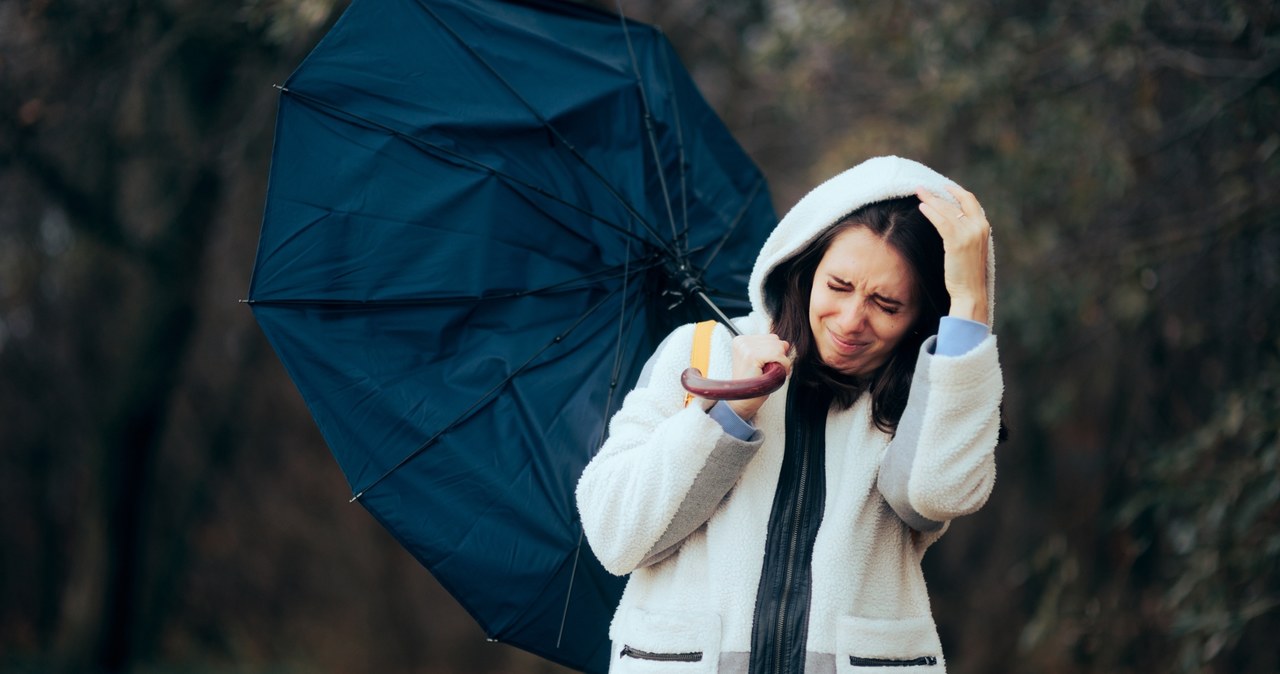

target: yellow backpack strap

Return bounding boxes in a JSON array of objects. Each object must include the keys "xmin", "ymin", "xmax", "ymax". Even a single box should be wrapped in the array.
[{"xmin": 684, "ymin": 320, "xmax": 719, "ymax": 407}]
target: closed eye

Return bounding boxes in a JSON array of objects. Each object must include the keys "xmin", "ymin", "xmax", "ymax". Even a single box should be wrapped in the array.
[
  {"xmin": 871, "ymin": 293, "xmax": 904, "ymax": 314},
  {"xmin": 826, "ymin": 276, "xmax": 906, "ymax": 314}
]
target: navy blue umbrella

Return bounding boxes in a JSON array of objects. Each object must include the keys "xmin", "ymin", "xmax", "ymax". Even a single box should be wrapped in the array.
[{"xmin": 246, "ymin": 0, "xmax": 775, "ymax": 671}]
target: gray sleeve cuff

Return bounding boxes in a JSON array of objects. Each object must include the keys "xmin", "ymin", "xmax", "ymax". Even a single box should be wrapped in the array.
[{"xmin": 707, "ymin": 400, "xmax": 756, "ymax": 440}]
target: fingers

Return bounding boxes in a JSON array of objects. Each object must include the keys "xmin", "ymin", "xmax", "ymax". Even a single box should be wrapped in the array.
[
  {"xmin": 726, "ymin": 334, "xmax": 791, "ymax": 420},
  {"xmin": 916, "ymin": 184, "xmax": 992, "ymax": 325},
  {"xmin": 943, "ymin": 185, "xmax": 990, "ymax": 257},
  {"xmin": 944, "ymin": 184, "xmax": 984, "ymax": 220},
  {"xmin": 916, "ymin": 184, "xmax": 990, "ymax": 243},
  {"xmin": 915, "ymin": 185, "xmax": 959, "ymax": 218},
  {"xmin": 730, "ymin": 334, "xmax": 792, "ymax": 381}
]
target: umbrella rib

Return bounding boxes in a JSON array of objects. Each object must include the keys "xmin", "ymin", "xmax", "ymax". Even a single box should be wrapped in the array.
[
  {"xmin": 282, "ymin": 89, "xmax": 654, "ymax": 250},
  {"xmin": 414, "ymin": 0, "xmax": 680, "ymax": 261},
  {"xmin": 559, "ymin": 531, "xmax": 586, "ymax": 649},
  {"xmin": 615, "ymin": 5, "xmax": 681, "ymax": 252},
  {"xmin": 694, "ymin": 176, "xmax": 768, "ymax": 272},
  {"xmin": 699, "ymin": 287, "xmax": 752, "ymax": 307},
  {"xmin": 350, "ymin": 285, "xmax": 623, "ymax": 502},
  {"xmin": 245, "ymin": 257, "xmax": 663, "ymax": 308},
  {"xmin": 658, "ymin": 39, "xmax": 692, "ymax": 256},
  {"xmin": 558, "ymin": 195, "xmax": 643, "ymax": 647}
]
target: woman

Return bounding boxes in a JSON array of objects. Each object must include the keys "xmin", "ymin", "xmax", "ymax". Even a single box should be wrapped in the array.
[{"xmin": 576, "ymin": 156, "xmax": 1003, "ymax": 673}]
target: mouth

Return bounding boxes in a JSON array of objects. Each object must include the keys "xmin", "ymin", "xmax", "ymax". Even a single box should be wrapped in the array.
[{"xmin": 827, "ymin": 329, "xmax": 868, "ymax": 354}]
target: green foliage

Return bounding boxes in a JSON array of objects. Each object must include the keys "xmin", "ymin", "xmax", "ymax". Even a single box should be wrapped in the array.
[
  {"xmin": 239, "ymin": 0, "xmax": 344, "ymax": 46},
  {"xmin": 2, "ymin": 0, "xmax": 1276, "ymax": 672},
  {"xmin": 1118, "ymin": 353, "xmax": 1280, "ymax": 670}
]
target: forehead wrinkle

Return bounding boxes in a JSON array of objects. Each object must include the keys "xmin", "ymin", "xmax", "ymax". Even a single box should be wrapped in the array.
[
  {"xmin": 818, "ymin": 227, "xmax": 917, "ymax": 305},
  {"xmin": 821, "ymin": 260, "xmax": 914, "ymax": 306}
]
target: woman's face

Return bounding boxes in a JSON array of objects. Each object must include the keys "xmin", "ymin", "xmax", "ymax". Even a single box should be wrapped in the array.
[{"xmin": 808, "ymin": 226, "xmax": 920, "ymax": 376}]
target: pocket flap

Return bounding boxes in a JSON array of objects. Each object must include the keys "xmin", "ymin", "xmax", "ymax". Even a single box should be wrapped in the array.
[
  {"xmin": 836, "ymin": 615, "xmax": 943, "ymax": 671},
  {"xmin": 612, "ymin": 607, "xmax": 721, "ymax": 671}
]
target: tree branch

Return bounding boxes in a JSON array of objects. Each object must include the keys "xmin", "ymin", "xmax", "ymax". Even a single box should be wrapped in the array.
[{"xmin": 4, "ymin": 127, "xmax": 137, "ymax": 257}]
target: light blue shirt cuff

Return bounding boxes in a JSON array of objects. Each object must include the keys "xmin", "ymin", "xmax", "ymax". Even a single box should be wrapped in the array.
[
  {"xmin": 708, "ymin": 400, "xmax": 756, "ymax": 441},
  {"xmin": 935, "ymin": 316, "xmax": 990, "ymax": 357}
]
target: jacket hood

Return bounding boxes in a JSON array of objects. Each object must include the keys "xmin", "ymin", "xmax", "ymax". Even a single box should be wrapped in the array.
[{"xmin": 747, "ymin": 155, "xmax": 996, "ymax": 326}]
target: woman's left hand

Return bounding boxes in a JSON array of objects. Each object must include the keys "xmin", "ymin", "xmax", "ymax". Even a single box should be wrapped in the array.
[{"xmin": 916, "ymin": 184, "xmax": 991, "ymax": 326}]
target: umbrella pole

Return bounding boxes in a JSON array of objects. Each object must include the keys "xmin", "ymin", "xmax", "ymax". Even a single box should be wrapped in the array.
[
  {"xmin": 693, "ymin": 289, "xmax": 741, "ymax": 338},
  {"xmin": 666, "ymin": 260, "xmax": 742, "ymax": 338}
]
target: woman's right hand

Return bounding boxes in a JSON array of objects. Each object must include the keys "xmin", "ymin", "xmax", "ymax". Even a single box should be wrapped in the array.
[{"xmin": 726, "ymin": 334, "xmax": 792, "ymax": 421}]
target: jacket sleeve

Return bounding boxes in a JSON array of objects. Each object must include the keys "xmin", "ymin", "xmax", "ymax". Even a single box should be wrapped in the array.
[
  {"xmin": 576, "ymin": 323, "xmax": 763, "ymax": 576},
  {"xmin": 877, "ymin": 333, "xmax": 1004, "ymax": 532}
]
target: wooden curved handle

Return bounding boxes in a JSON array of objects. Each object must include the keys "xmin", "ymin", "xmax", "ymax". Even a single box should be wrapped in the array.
[{"xmin": 680, "ymin": 362, "xmax": 787, "ymax": 401}]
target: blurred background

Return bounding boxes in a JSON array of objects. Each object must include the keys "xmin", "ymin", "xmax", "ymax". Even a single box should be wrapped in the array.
[{"xmin": 1, "ymin": 0, "xmax": 1277, "ymax": 672}]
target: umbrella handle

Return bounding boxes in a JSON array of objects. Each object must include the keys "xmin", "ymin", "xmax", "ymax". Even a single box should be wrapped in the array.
[{"xmin": 680, "ymin": 362, "xmax": 787, "ymax": 401}]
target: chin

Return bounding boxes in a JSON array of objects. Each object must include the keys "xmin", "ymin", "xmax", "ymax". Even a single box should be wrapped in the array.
[
  {"xmin": 837, "ymin": 364, "xmax": 872, "ymax": 378},
  {"xmin": 822, "ymin": 355, "xmax": 871, "ymax": 377},
  {"xmin": 825, "ymin": 353, "xmax": 888, "ymax": 378}
]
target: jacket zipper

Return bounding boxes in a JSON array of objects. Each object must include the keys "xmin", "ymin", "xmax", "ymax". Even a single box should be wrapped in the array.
[
  {"xmin": 772, "ymin": 428, "xmax": 810, "ymax": 674},
  {"xmin": 620, "ymin": 645, "xmax": 703, "ymax": 662},
  {"xmin": 849, "ymin": 655, "xmax": 939, "ymax": 667}
]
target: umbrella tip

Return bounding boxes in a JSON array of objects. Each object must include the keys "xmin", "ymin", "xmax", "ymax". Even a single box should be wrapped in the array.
[
  {"xmin": 273, "ymin": 83, "xmax": 289, "ymax": 92},
  {"xmin": 349, "ymin": 491, "xmax": 363, "ymax": 503}
]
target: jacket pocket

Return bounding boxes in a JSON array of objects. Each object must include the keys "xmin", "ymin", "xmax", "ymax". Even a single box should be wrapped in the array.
[
  {"xmin": 836, "ymin": 615, "xmax": 944, "ymax": 673},
  {"xmin": 611, "ymin": 607, "xmax": 721, "ymax": 673}
]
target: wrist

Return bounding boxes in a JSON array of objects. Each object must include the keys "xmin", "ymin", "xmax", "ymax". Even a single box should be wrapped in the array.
[
  {"xmin": 948, "ymin": 295, "xmax": 988, "ymax": 325},
  {"xmin": 727, "ymin": 398, "xmax": 761, "ymax": 421}
]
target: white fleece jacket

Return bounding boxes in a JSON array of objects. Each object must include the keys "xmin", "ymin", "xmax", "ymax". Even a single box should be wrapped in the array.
[{"xmin": 576, "ymin": 156, "xmax": 1004, "ymax": 673}]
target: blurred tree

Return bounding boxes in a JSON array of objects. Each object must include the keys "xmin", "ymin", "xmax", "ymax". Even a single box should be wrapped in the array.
[
  {"xmin": 0, "ymin": 1, "xmax": 333, "ymax": 670},
  {"xmin": 2, "ymin": 0, "xmax": 1276, "ymax": 672}
]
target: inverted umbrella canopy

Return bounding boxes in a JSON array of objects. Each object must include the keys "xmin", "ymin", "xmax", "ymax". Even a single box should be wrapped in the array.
[{"xmin": 247, "ymin": 0, "xmax": 776, "ymax": 671}]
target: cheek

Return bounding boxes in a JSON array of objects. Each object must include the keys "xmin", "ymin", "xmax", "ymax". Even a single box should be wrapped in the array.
[
  {"xmin": 808, "ymin": 289, "xmax": 833, "ymax": 321},
  {"xmin": 873, "ymin": 313, "xmax": 915, "ymax": 343}
]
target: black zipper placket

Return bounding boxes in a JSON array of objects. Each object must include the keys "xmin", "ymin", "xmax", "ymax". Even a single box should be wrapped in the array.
[
  {"xmin": 771, "ymin": 436, "xmax": 810, "ymax": 674},
  {"xmin": 748, "ymin": 382, "xmax": 829, "ymax": 674}
]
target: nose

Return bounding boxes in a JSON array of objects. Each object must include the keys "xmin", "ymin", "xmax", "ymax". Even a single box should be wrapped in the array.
[{"xmin": 833, "ymin": 300, "xmax": 868, "ymax": 334}]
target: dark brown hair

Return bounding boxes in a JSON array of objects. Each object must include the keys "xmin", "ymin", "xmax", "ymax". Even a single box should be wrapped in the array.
[{"xmin": 763, "ymin": 195, "xmax": 949, "ymax": 433}]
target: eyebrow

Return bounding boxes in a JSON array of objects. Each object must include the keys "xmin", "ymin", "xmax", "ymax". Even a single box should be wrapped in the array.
[{"xmin": 827, "ymin": 275, "xmax": 905, "ymax": 306}]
